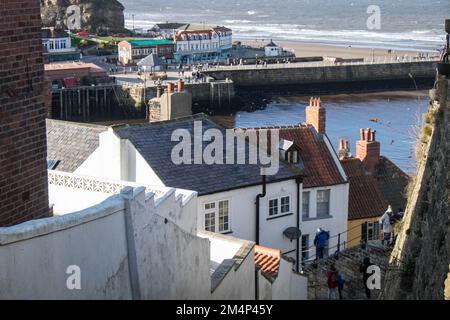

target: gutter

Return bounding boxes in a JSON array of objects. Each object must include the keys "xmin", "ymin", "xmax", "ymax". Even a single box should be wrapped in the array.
[
  {"xmin": 255, "ymin": 175, "xmax": 266, "ymax": 245},
  {"xmin": 295, "ymin": 175, "xmax": 303, "ymax": 273}
]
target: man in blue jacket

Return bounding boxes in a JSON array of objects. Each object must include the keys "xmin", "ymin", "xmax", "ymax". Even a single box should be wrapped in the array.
[{"xmin": 314, "ymin": 228, "xmax": 330, "ymax": 260}]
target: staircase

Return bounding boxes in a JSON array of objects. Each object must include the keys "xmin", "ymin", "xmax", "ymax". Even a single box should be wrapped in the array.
[{"xmin": 302, "ymin": 244, "xmax": 392, "ymax": 300}]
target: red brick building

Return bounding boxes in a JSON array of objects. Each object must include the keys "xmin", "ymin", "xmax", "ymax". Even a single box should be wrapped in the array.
[
  {"xmin": 118, "ymin": 39, "xmax": 175, "ymax": 65},
  {"xmin": 0, "ymin": 0, "xmax": 50, "ymax": 226}
]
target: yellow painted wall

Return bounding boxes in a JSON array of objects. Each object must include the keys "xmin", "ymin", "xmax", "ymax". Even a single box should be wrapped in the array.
[{"xmin": 347, "ymin": 217, "xmax": 379, "ymax": 248}]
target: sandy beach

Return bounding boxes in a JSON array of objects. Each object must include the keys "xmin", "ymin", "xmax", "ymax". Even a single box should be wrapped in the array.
[{"xmin": 240, "ymin": 40, "xmax": 438, "ymax": 60}]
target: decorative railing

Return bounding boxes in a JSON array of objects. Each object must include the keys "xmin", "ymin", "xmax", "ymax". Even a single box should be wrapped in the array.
[{"xmin": 48, "ymin": 170, "xmax": 168, "ymax": 197}]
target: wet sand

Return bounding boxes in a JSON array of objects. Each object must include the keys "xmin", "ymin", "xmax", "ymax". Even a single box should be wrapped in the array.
[{"xmin": 240, "ymin": 40, "xmax": 438, "ymax": 59}]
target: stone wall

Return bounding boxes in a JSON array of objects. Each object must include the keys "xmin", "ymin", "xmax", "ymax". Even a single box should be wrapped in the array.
[
  {"xmin": 0, "ymin": 0, "xmax": 50, "ymax": 226},
  {"xmin": 203, "ymin": 61, "xmax": 437, "ymax": 88},
  {"xmin": 382, "ymin": 78, "xmax": 450, "ymax": 300}
]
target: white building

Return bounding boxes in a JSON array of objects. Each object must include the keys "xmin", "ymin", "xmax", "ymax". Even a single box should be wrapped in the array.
[
  {"xmin": 42, "ymin": 28, "xmax": 72, "ymax": 53},
  {"xmin": 264, "ymin": 40, "xmax": 283, "ymax": 57},
  {"xmin": 45, "ymin": 95, "xmax": 349, "ymax": 270},
  {"xmin": 174, "ymin": 24, "xmax": 232, "ymax": 64}
]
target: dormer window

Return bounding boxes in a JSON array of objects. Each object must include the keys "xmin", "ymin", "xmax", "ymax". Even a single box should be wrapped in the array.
[{"xmin": 279, "ymin": 138, "xmax": 301, "ymax": 164}]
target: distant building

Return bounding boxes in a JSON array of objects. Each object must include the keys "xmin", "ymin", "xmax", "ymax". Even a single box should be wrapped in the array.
[
  {"xmin": 118, "ymin": 39, "xmax": 175, "ymax": 65},
  {"xmin": 41, "ymin": 28, "xmax": 80, "ymax": 62},
  {"xmin": 264, "ymin": 40, "xmax": 283, "ymax": 57},
  {"xmin": 151, "ymin": 22, "xmax": 187, "ymax": 39},
  {"xmin": 44, "ymin": 62, "xmax": 109, "ymax": 88},
  {"xmin": 174, "ymin": 24, "xmax": 232, "ymax": 63},
  {"xmin": 339, "ymin": 130, "xmax": 410, "ymax": 248}
]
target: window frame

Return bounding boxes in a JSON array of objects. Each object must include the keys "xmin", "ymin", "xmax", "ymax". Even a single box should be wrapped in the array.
[
  {"xmin": 268, "ymin": 195, "xmax": 292, "ymax": 218},
  {"xmin": 203, "ymin": 199, "xmax": 231, "ymax": 233},
  {"xmin": 302, "ymin": 191, "xmax": 310, "ymax": 219},
  {"xmin": 316, "ymin": 189, "xmax": 331, "ymax": 217}
]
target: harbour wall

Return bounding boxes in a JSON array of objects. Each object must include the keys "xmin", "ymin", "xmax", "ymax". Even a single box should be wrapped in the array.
[{"xmin": 202, "ymin": 61, "xmax": 438, "ymax": 89}]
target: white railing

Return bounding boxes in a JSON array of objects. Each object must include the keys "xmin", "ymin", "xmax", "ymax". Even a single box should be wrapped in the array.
[
  {"xmin": 204, "ymin": 56, "xmax": 439, "ymax": 72},
  {"xmin": 48, "ymin": 170, "xmax": 195, "ymax": 200}
]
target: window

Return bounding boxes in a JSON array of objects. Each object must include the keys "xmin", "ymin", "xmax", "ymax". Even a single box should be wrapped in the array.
[
  {"xmin": 280, "ymin": 196, "xmax": 290, "ymax": 214},
  {"xmin": 204, "ymin": 202, "xmax": 215, "ymax": 232},
  {"xmin": 269, "ymin": 199, "xmax": 278, "ymax": 216},
  {"xmin": 218, "ymin": 200, "xmax": 229, "ymax": 232},
  {"xmin": 317, "ymin": 190, "xmax": 330, "ymax": 217},
  {"xmin": 301, "ymin": 235, "xmax": 309, "ymax": 261},
  {"xmin": 302, "ymin": 191, "xmax": 310, "ymax": 218},
  {"xmin": 204, "ymin": 200, "xmax": 230, "ymax": 233},
  {"xmin": 361, "ymin": 221, "xmax": 381, "ymax": 243},
  {"xmin": 269, "ymin": 196, "xmax": 291, "ymax": 217}
]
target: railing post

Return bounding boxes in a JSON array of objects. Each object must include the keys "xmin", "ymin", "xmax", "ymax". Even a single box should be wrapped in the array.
[{"xmin": 337, "ymin": 233, "xmax": 341, "ymax": 253}]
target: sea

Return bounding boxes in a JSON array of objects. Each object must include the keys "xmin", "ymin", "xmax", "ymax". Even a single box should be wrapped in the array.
[
  {"xmin": 120, "ymin": 0, "xmax": 446, "ymax": 172},
  {"xmin": 120, "ymin": 0, "xmax": 448, "ymax": 51}
]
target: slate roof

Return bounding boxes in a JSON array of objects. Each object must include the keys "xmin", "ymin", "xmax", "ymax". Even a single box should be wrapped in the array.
[
  {"xmin": 42, "ymin": 28, "xmax": 69, "ymax": 39},
  {"xmin": 341, "ymin": 156, "xmax": 409, "ymax": 220},
  {"xmin": 112, "ymin": 114, "xmax": 303, "ymax": 196},
  {"xmin": 240, "ymin": 125, "xmax": 347, "ymax": 188},
  {"xmin": 137, "ymin": 53, "xmax": 165, "ymax": 67},
  {"xmin": 46, "ymin": 119, "xmax": 107, "ymax": 173},
  {"xmin": 254, "ymin": 245, "xmax": 281, "ymax": 282}
]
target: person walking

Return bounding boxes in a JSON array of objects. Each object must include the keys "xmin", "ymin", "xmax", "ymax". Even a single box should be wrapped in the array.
[
  {"xmin": 326, "ymin": 264, "xmax": 338, "ymax": 300},
  {"xmin": 336, "ymin": 272, "xmax": 345, "ymax": 300},
  {"xmin": 359, "ymin": 257, "xmax": 373, "ymax": 299},
  {"xmin": 314, "ymin": 228, "xmax": 329, "ymax": 260},
  {"xmin": 379, "ymin": 205, "xmax": 393, "ymax": 246}
]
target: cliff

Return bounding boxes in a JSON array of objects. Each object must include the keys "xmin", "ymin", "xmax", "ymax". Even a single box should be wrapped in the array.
[
  {"xmin": 382, "ymin": 77, "xmax": 450, "ymax": 300},
  {"xmin": 40, "ymin": 0, "xmax": 125, "ymax": 33}
]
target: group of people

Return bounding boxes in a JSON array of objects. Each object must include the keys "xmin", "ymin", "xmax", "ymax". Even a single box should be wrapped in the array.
[
  {"xmin": 326, "ymin": 257, "xmax": 376, "ymax": 300},
  {"xmin": 326, "ymin": 264, "xmax": 346, "ymax": 300}
]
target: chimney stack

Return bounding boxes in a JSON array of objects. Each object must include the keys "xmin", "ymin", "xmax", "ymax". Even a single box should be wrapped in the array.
[
  {"xmin": 305, "ymin": 97, "xmax": 326, "ymax": 134},
  {"xmin": 356, "ymin": 128, "xmax": 380, "ymax": 173},
  {"xmin": 338, "ymin": 138, "xmax": 350, "ymax": 159}
]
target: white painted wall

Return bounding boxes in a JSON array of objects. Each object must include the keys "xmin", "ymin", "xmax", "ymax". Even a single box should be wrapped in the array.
[
  {"xmin": 197, "ymin": 180, "xmax": 298, "ymax": 257},
  {"xmin": 300, "ymin": 183, "xmax": 349, "ymax": 260},
  {"xmin": 257, "ymin": 257, "xmax": 308, "ymax": 300}
]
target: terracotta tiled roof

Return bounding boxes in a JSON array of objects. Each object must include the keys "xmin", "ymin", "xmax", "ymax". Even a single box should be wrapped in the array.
[
  {"xmin": 341, "ymin": 156, "xmax": 409, "ymax": 220},
  {"xmin": 341, "ymin": 158, "xmax": 387, "ymax": 220},
  {"xmin": 254, "ymin": 245, "xmax": 281, "ymax": 281},
  {"xmin": 243, "ymin": 125, "xmax": 346, "ymax": 188}
]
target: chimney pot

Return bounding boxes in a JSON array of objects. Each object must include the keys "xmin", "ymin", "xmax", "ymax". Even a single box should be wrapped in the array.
[
  {"xmin": 167, "ymin": 82, "xmax": 174, "ymax": 93},
  {"xmin": 360, "ymin": 128, "xmax": 365, "ymax": 141}
]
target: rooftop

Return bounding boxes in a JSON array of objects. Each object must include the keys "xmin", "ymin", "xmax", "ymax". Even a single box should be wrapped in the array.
[
  {"xmin": 42, "ymin": 28, "xmax": 69, "ymax": 39},
  {"xmin": 240, "ymin": 124, "xmax": 347, "ymax": 188},
  {"xmin": 111, "ymin": 114, "xmax": 303, "ymax": 196},
  {"xmin": 128, "ymin": 39, "xmax": 174, "ymax": 47},
  {"xmin": 44, "ymin": 62, "xmax": 106, "ymax": 74},
  {"xmin": 254, "ymin": 245, "xmax": 281, "ymax": 282},
  {"xmin": 341, "ymin": 156, "xmax": 409, "ymax": 220},
  {"xmin": 46, "ymin": 119, "xmax": 107, "ymax": 173}
]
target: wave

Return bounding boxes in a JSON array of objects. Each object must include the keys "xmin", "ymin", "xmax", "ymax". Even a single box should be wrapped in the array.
[{"xmin": 124, "ymin": 17, "xmax": 445, "ymax": 51}]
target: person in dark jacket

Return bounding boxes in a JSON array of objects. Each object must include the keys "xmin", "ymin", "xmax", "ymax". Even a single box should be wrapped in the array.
[
  {"xmin": 336, "ymin": 272, "xmax": 345, "ymax": 300},
  {"xmin": 314, "ymin": 228, "xmax": 329, "ymax": 260},
  {"xmin": 359, "ymin": 257, "xmax": 373, "ymax": 299}
]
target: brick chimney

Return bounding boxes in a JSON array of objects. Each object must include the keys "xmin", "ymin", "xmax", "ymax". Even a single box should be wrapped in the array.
[
  {"xmin": 338, "ymin": 138, "xmax": 350, "ymax": 159},
  {"xmin": 306, "ymin": 97, "xmax": 326, "ymax": 134},
  {"xmin": 356, "ymin": 128, "xmax": 380, "ymax": 173},
  {"xmin": 0, "ymin": 0, "xmax": 50, "ymax": 226}
]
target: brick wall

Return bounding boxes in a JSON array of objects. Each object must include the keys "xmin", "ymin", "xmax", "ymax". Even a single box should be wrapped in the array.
[{"xmin": 0, "ymin": 0, "xmax": 50, "ymax": 226}]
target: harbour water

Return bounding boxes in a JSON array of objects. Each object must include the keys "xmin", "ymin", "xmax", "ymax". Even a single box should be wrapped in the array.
[
  {"xmin": 121, "ymin": 0, "xmax": 447, "ymax": 51},
  {"xmin": 222, "ymin": 91, "xmax": 429, "ymax": 174}
]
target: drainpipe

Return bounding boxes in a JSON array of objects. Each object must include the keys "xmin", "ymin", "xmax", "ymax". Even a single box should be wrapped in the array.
[
  {"xmin": 295, "ymin": 175, "xmax": 304, "ymax": 273},
  {"xmin": 255, "ymin": 174, "xmax": 266, "ymax": 245}
]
